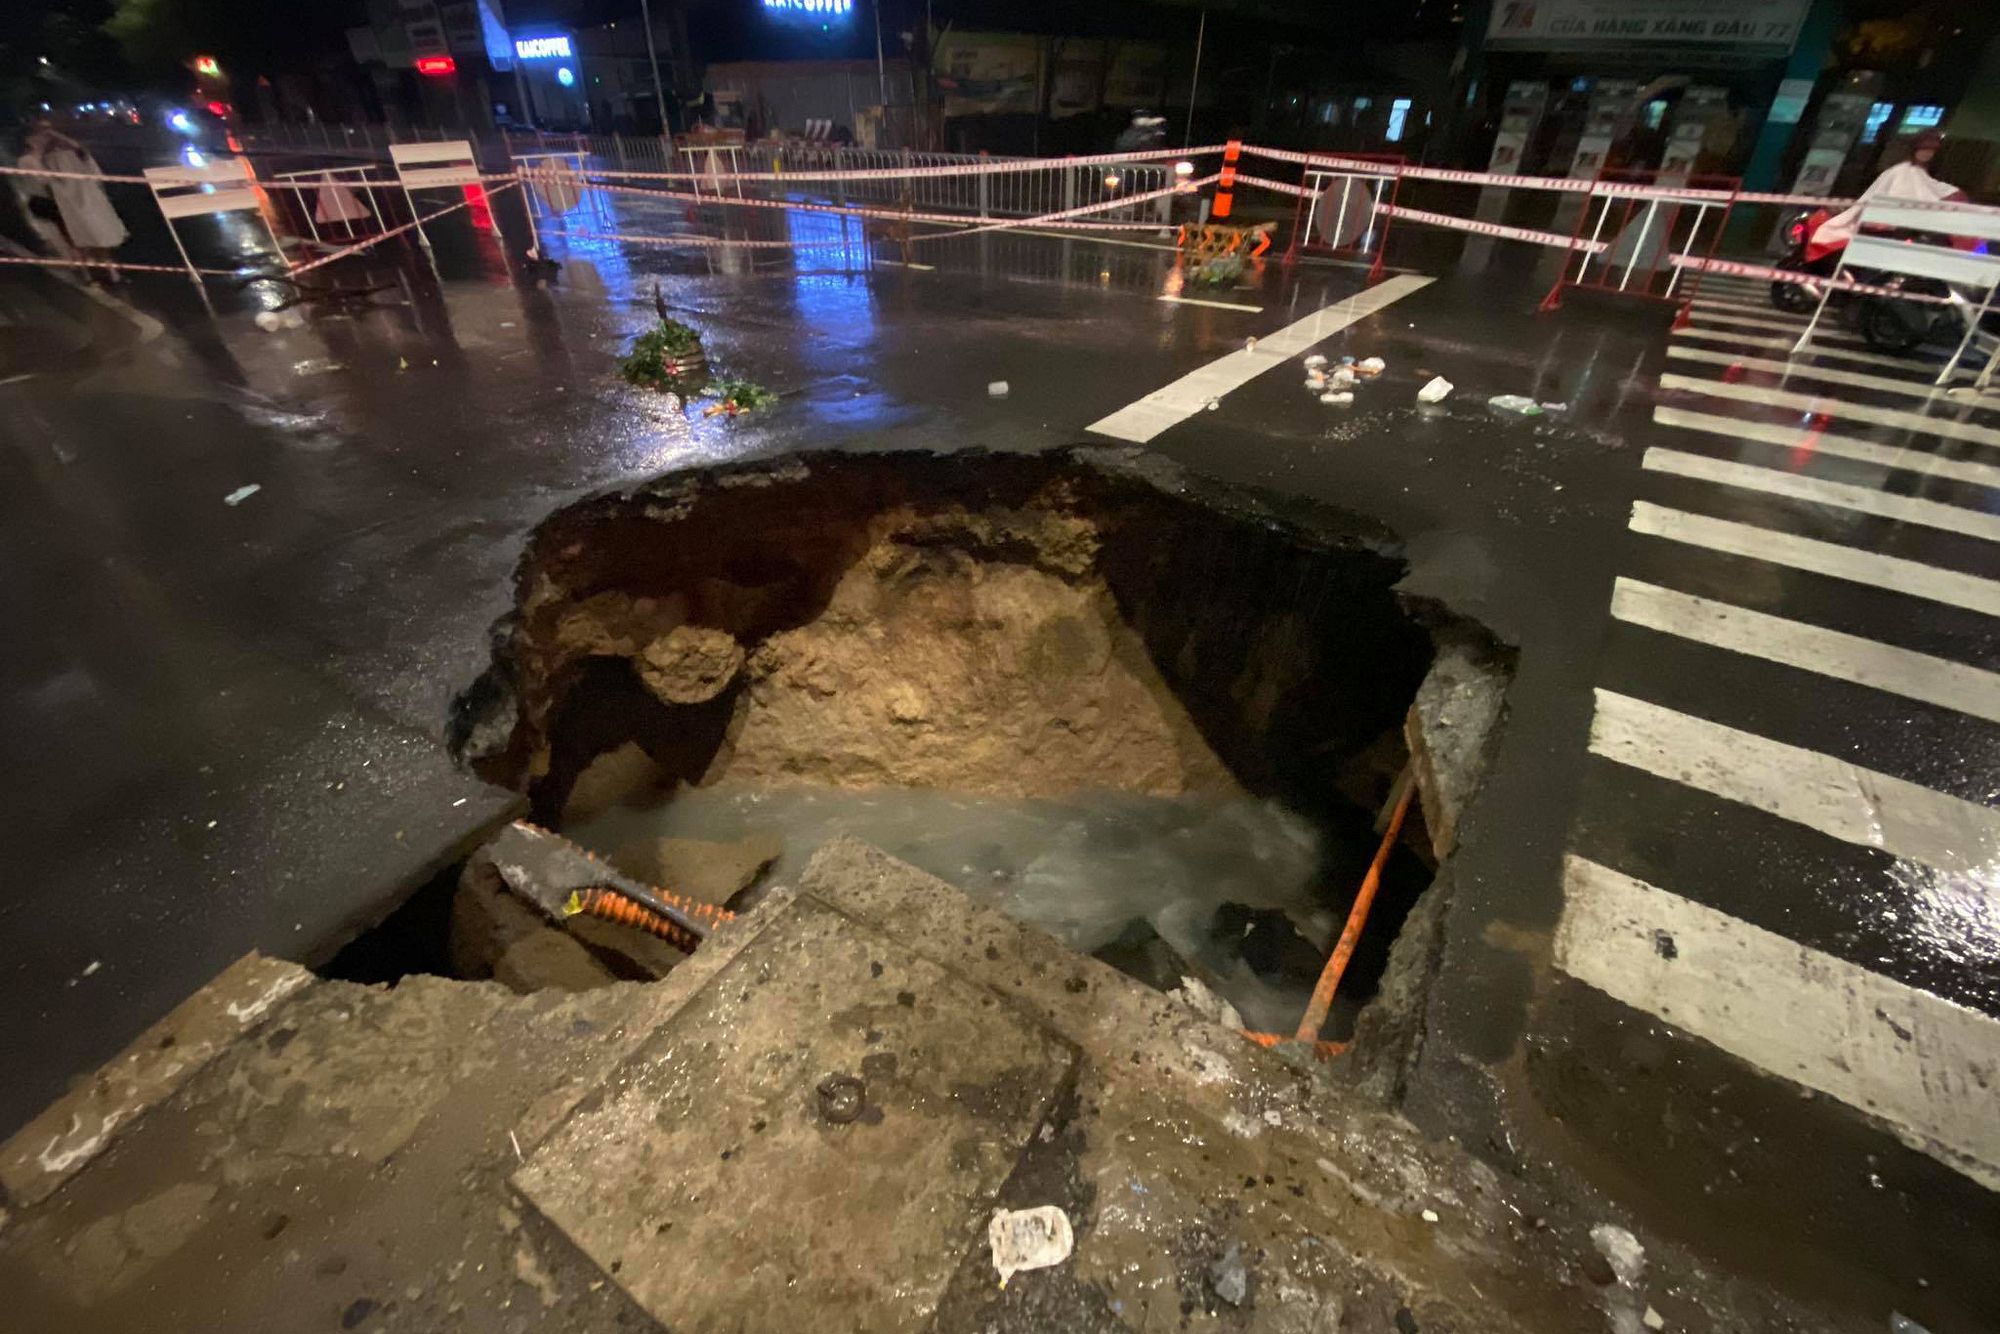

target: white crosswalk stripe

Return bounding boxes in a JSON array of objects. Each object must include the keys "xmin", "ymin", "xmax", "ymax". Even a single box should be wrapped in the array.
[
  {"xmin": 1563, "ymin": 253, "xmax": 2000, "ymax": 1189},
  {"xmin": 1611, "ymin": 578, "xmax": 2000, "ymax": 724},
  {"xmin": 1642, "ymin": 447, "xmax": 2000, "ymax": 540},
  {"xmin": 1630, "ymin": 501, "xmax": 2000, "ymax": 615},
  {"xmin": 1652, "ymin": 406, "xmax": 2000, "ymax": 491},
  {"xmin": 1660, "ymin": 373, "xmax": 2000, "ymax": 450},
  {"xmin": 1665, "ymin": 345, "xmax": 2000, "ymax": 407},
  {"xmin": 1670, "ymin": 324, "xmax": 1947, "ymax": 375},
  {"xmin": 1684, "ymin": 309, "xmax": 1872, "ymax": 345},
  {"xmin": 1556, "ymin": 855, "xmax": 2000, "ymax": 1192},
  {"xmin": 1589, "ymin": 687, "xmax": 2000, "ymax": 882}
]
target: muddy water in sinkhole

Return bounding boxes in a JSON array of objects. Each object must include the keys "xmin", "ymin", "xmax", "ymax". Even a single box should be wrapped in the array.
[{"xmin": 565, "ymin": 784, "xmax": 1360, "ymax": 1034}]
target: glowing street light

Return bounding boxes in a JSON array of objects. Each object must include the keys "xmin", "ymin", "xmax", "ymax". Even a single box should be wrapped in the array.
[{"xmin": 194, "ymin": 54, "xmax": 220, "ymax": 76}]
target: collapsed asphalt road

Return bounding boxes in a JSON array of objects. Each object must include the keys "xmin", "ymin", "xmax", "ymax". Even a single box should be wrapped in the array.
[{"xmin": 2, "ymin": 203, "xmax": 1996, "ymax": 1330}]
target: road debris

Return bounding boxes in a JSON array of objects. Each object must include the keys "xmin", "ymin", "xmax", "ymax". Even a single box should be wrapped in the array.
[
  {"xmin": 701, "ymin": 380, "xmax": 778, "ymax": 418},
  {"xmin": 1643, "ymin": 1307, "xmax": 1665, "ymax": 1331},
  {"xmin": 222, "ymin": 484, "xmax": 261, "ymax": 506},
  {"xmin": 816, "ymin": 1074, "xmax": 867, "ymax": 1124},
  {"xmin": 1169, "ymin": 976, "xmax": 1245, "ymax": 1029},
  {"xmin": 989, "ymin": 1205, "xmax": 1074, "ymax": 1287},
  {"xmin": 1208, "ymin": 1241, "xmax": 1248, "ymax": 1306},
  {"xmin": 1355, "ymin": 357, "xmax": 1386, "ymax": 377},
  {"xmin": 1320, "ymin": 391, "xmax": 1354, "ymax": 405},
  {"xmin": 291, "ymin": 358, "xmax": 344, "ymax": 377},
  {"xmin": 988, "ymin": 380, "xmax": 1010, "ymax": 398},
  {"xmin": 1420, "ymin": 1208, "xmax": 1439, "ymax": 1223},
  {"xmin": 1328, "ymin": 366, "xmax": 1358, "ymax": 389},
  {"xmin": 1302, "ymin": 354, "xmax": 1328, "ymax": 370},
  {"xmin": 1244, "ymin": 337, "xmax": 1258, "ymax": 352},
  {"xmin": 1540, "ymin": 401, "xmax": 1569, "ymax": 413},
  {"xmin": 1590, "ymin": 1223, "xmax": 1646, "ymax": 1285},
  {"xmin": 1417, "ymin": 376, "xmax": 1453, "ymax": 404},
  {"xmin": 1487, "ymin": 394, "xmax": 1544, "ymax": 416}
]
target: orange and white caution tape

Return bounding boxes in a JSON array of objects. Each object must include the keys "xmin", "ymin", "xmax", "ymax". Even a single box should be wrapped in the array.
[
  {"xmin": 0, "ymin": 252, "xmax": 241, "ymax": 276},
  {"xmin": 1374, "ymin": 202, "xmax": 1608, "ymax": 253},
  {"xmin": 286, "ymin": 180, "xmax": 518, "ymax": 276}
]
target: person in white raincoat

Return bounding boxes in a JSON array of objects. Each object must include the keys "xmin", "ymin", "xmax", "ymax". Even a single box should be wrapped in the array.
[
  {"xmin": 15, "ymin": 120, "xmax": 130, "ymax": 283},
  {"xmin": 1806, "ymin": 131, "xmax": 1964, "ymax": 260}
]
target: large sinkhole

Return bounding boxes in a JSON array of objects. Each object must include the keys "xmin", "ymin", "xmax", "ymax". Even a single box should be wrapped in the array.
[{"xmin": 428, "ymin": 446, "xmax": 1511, "ymax": 1044}]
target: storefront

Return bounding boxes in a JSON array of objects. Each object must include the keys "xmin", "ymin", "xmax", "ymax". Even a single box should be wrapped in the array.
[{"xmin": 511, "ymin": 32, "xmax": 588, "ymax": 130}]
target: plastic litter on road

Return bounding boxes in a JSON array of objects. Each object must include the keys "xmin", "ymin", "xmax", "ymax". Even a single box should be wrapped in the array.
[
  {"xmin": 987, "ymin": 381, "xmax": 1010, "ymax": 398},
  {"xmin": 1355, "ymin": 357, "xmax": 1386, "ymax": 377},
  {"xmin": 1302, "ymin": 354, "xmax": 1328, "ymax": 371},
  {"xmin": 1487, "ymin": 394, "xmax": 1543, "ymax": 416},
  {"xmin": 1417, "ymin": 377, "xmax": 1453, "ymax": 404},
  {"xmin": 989, "ymin": 1205, "xmax": 1074, "ymax": 1287},
  {"xmin": 1320, "ymin": 391, "xmax": 1354, "ymax": 405},
  {"xmin": 222, "ymin": 484, "xmax": 261, "ymax": 507}
]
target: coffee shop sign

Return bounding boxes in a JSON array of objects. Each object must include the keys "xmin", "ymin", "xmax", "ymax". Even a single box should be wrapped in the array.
[{"xmin": 514, "ymin": 36, "xmax": 573, "ymax": 60}]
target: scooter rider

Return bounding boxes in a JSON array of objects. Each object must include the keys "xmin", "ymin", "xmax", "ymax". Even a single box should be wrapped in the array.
[{"xmin": 1806, "ymin": 130, "xmax": 1964, "ymax": 263}]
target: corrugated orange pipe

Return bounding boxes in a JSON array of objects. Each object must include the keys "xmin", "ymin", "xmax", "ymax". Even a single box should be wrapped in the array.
[
  {"xmin": 565, "ymin": 886, "xmax": 726, "ymax": 952},
  {"xmin": 1294, "ymin": 770, "xmax": 1417, "ymax": 1043}
]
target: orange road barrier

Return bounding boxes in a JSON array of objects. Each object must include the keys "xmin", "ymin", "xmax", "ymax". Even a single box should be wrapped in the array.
[
  {"xmin": 1294, "ymin": 769, "xmax": 1417, "ymax": 1042},
  {"xmin": 1213, "ymin": 139, "xmax": 1241, "ymax": 220},
  {"xmin": 564, "ymin": 885, "xmax": 731, "ymax": 951}
]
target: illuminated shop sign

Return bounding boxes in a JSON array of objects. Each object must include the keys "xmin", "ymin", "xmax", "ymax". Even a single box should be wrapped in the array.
[
  {"xmin": 514, "ymin": 35, "xmax": 573, "ymax": 59},
  {"xmin": 762, "ymin": 0, "xmax": 854, "ymax": 14}
]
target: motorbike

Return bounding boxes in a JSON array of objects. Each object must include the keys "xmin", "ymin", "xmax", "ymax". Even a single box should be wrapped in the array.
[
  {"xmin": 1855, "ymin": 271, "xmax": 2000, "ymax": 358},
  {"xmin": 1768, "ymin": 207, "xmax": 1836, "ymax": 314}
]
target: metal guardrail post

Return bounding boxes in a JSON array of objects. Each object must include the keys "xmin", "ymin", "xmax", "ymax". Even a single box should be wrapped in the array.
[{"xmin": 977, "ymin": 152, "xmax": 991, "ymax": 220}]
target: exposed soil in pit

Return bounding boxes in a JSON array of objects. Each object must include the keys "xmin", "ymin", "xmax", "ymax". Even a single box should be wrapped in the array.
[{"xmin": 449, "ymin": 446, "xmax": 1510, "ymax": 1041}]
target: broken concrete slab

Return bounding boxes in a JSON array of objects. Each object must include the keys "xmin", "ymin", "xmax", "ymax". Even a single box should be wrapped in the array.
[
  {"xmin": 446, "ymin": 855, "xmax": 547, "ymax": 978},
  {"xmin": 0, "ymin": 954, "xmax": 312, "ymax": 1208},
  {"xmin": 1404, "ymin": 633, "xmax": 1510, "ymax": 863},
  {"xmin": 493, "ymin": 930, "xmax": 620, "ymax": 993},
  {"xmin": 606, "ymin": 830, "xmax": 781, "ymax": 906},
  {"xmin": 0, "ymin": 840, "xmax": 1851, "ymax": 1333},
  {"xmin": 0, "ymin": 976, "xmax": 692, "ymax": 1333},
  {"xmin": 512, "ymin": 896, "xmax": 1077, "ymax": 1332}
]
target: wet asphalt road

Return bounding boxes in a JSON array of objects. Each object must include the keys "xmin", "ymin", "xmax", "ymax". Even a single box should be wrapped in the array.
[{"xmin": 2, "ymin": 177, "xmax": 1998, "ymax": 1329}]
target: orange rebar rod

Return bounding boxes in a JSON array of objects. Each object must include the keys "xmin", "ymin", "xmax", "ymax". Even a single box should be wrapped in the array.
[
  {"xmin": 1240, "ymin": 1030, "xmax": 1348, "ymax": 1060},
  {"xmin": 1294, "ymin": 770, "xmax": 1417, "ymax": 1043}
]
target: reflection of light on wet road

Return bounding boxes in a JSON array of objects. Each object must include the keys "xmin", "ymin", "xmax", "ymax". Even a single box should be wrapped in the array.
[{"xmin": 1883, "ymin": 857, "xmax": 2000, "ymax": 998}]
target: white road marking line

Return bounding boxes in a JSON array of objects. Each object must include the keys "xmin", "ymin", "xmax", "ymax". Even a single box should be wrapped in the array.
[
  {"xmin": 1666, "ymin": 345, "xmax": 2000, "ymax": 408},
  {"xmin": 1652, "ymin": 406, "xmax": 2000, "ymax": 491},
  {"xmin": 1159, "ymin": 294, "xmax": 1265, "ymax": 312},
  {"xmin": 1556, "ymin": 855, "xmax": 2000, "ymax": 1191},
  {"xmin": 1643, "ymin": 447, "xmax": 2000, "ymax": 540},
  {"xmin": 1671, "ymin": 325, "xmax": 1948, "ymax": 375},
  {"xmin": 1659, "ymin": 374, "xmax": 2000, "ymax": 452},
  {"xmin": 1689, "ymin": 296, "xmax": 1806, "ymax": 318},
  {"xmin": 1630, "ymin": 501, "xmax": 2000, "ymax": 617},
  {"xmin": 1588, "ymin": 687, "xmax": 2000, "ymax": 877},
  {"xmin": 874, "ymin": 259, "xmax": 936, "ymax": 270},
  {"xmin": 1685, "ymin": 310, "xmax": 1869, "ymax": 344},
  {"xmin": 1611, "ymin": 578, "xmax": 2000, "ymax": 723},
  {"xmin": 1087, "ymin": 274, "xmax": 1433, "ymax": 442}
]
